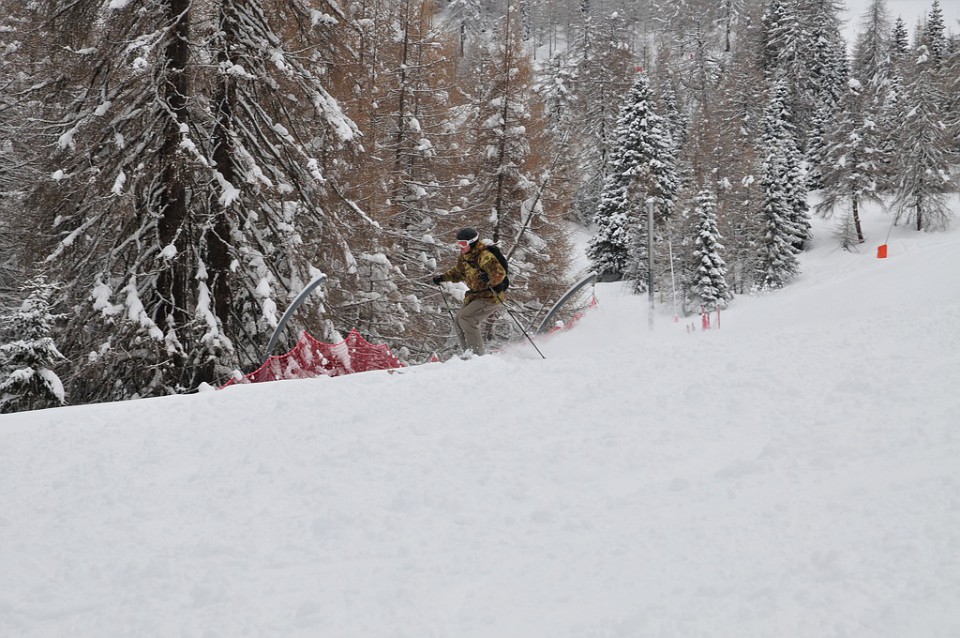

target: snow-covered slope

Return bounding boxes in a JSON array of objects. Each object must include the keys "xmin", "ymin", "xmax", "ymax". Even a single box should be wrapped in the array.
[{"xmin": 2, "ymin": 202, "xmax": 959, "ymax": 638}]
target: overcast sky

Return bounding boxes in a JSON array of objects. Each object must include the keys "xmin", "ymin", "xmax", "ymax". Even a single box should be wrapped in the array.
[{"xmin": 841, "ymin": 0, "xmax": 960, "ymax": 47}]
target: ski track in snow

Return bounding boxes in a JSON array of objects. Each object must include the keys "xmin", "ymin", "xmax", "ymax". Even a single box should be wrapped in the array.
[{"xmin": 1, "ymin": 201, "xmax": 959, "ymax": 637}]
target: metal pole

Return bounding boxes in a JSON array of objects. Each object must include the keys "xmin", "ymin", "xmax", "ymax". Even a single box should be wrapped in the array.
[
  {"xmin": 490, "ymin": 287, "xmax": 546, "ymax": 360},
  {"xmin": 536, "ymin": 271, "xmax": 598, "ymax": 334},
  {"xmin": 265, "ymin": 274, "xmax": 327, "ymax": 360},
  {"xmin": 647, "ymin": 198, "xmax": 655, "ymax": 330}
]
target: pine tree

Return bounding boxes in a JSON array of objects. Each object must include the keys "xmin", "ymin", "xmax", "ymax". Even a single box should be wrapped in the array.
[
  {"xmin": 891, "ymin": 45, "xmax": 955, "ymax": 231},
  {"xmin": 764, "ymin": 81, "xmax": 812, "ymax": 252},
  {"xmin": 568, "ymin": 12, "xmax": 636, "ymax": 225},
  {"xmin": 0, "ymin": 276, "xmax": 66, "ymax": 413},
  {"xmin": 690, "ymin": 187, "xmax": 732, "ymax": 311},
  {"xmin": 761, "ymin": 0, "xmax": 847, "ymax": 166},
  {"xmin": 875, "ymin": 70, "xmax": 906, "ymax": 191},
  {"xmin": 816, "ymin": 78, "xmax": 883, "ymax": 246},
  {"xmin": 890, "ymin": 17, "xmax": 910, "ymax": 65},
  {"xmin": 18, "ymin": 0, "xmax": 364, "ymax": 402},
  {"xmin": 852, "ymin": 0, "xmax": 892, "ymax": 86},
  {"xmin": 919, "ymin": 0, "xmax": 948, "ymax": 66},
  {"xmin": 798, "ymin": 0, "xmax": 848, "ymax": 185},
  {"xmin": 756, "ymin": 81, "xmax": 801, "ymax": 290},
  {"xmin": 587, "ymin": 71, "xmax": 680, "ymax": 290}
]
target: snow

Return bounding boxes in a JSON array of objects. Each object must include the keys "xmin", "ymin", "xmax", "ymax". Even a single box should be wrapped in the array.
[
  {"xmin": 57, "ymin": 128, "xmax": 76, "ymax": 151},
  {"xmin": 2, "ymin": 202, "xmax": 960, "ymax": 637},
  {"xmin": 215, "ymin": 172, "xmax": 241, "ymax": 207},
  {"xmin": 122, "ymin": 278, "xmax": 164, "ymax": 341},
  {"xmin": 37, "ymin": 368, "xmax": 65, "ymax": 403},
  {"xmin": 111, "ymin": 170, "xmax": 126, "ymax": 196}
]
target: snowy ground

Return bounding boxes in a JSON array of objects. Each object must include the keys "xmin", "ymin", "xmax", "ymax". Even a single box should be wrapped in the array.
[{"xmin": 2, "ymin": 200, "xmax": 959, "ymax": 638}]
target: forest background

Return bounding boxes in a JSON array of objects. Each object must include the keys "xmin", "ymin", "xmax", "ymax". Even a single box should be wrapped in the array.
[{"xmin": 1, "ymin": 0, "xmax": 958, "ymax": 410}]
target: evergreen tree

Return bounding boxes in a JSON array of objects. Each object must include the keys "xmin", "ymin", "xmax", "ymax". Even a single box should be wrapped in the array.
[
  {"xmin": 690, "ymin": 187, "xmax": 732, "ymax": 311},
  {"xmin": 919, "ymin": 0, "xmax": 948, "ymax": 66},
  {"xmin": 587, "ymin": 71, "xmax": 680, "ymax": 290},
  {"xmin": 764, "ymin": 81, "xmax": 813, "ymax": 252},
  {"xmin": 756, "ymin": 81, "xmax": 802, "ymax": 290},
  {"xmin": 890, "ymin": 17, "xmax": 910, "ymax": 63},
  {"xmin": 18, "ymin": 0, "xmax": 363, "ymax": 402},
  {"xmin": 816, "ymin": 78, "xmax": 883, "ymax": 246},
  {"xmin": 875, "ymin": 70, "xmax": 906, "ymax": 191},
  {"xmin": 798, "ymin": 0, "xmax": 848, "ymax": 183},
  {"xmin": 568, "ymin": 12, "xmax": 636, "ymax": 225},
  {"xmin": 852, "ymin": 0, "xmax": 892, "ymax": 86},
  {"xmin": 891, "ymin": 45, "xmax": 955, "ymax": 231},
  {"xmin": 762, "ymin": 0, "xmax": 847, "ymax": 165},
  {"xmin": 0, "ymin": 276, "xmax": 66, "ymax": 413}
]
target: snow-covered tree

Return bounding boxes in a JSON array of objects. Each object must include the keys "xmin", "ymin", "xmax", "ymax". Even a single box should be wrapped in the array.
[
  {"xmin": 875, "ymin": 70, "xmax": 906, "ymax": 191},
  {"xmin": 467, "ymin": 5, "xmax": 537, "ymax": 247},
  {"xmin": 0, "ymin": 276, "xmax": 66, "ymax": 413},
  {"xmin": 852, "ymin": 0, "xmax": 892, "ymax": 86},
  {"xmin": 761, "ymin": 0, "xmax": 847, "ymax": 164},
  {"xmin": 817, "ymin": 79, "xmax": 884, "ymax": 247},
  {"xmin": 690, "ymin": 187, "xmax": 732, "ymax": 310},
  {"xmin": 567, "ymin": 12, "xmax": 636, "ymax": 225},
  {"xmin": 890, "ymin": 16, "xmax": 910, "ymax": 63},
  {"xmin": 446, "ymin": 0, "xmax": 488, "ymax": 57},
  {"xmin": 587, "ymin": 70, "xmax": 680, "ymax": 290},
  {"xmin": 761, "ymin": 80, "xmax": 812, "ymax": 252},
  {"xmin": 18, "ymin": 0, "xmax": 364, "ymax": 402},
  {"xmin": 755, "ymin": 81, "xmax": 802, "ymax": 290},
  {"xmin": 891, "ymin": 45, "xmax": 955, "ymax": 231},
  {"xmin": 707, "ymin": 4, "xmax": 767, "ymax": 294},
  {"xmin": 919, "ymin": 0, "xmax": 948, "ymax": 66}
]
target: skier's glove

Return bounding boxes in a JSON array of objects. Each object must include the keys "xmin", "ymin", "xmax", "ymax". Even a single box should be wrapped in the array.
[
  {"xmin": 432, "ymin": 274, "xmax": 444, "ymax": 285},
  {"xmin": 478, "ymin": 272, "xmax": 489, "ymax": 285}
]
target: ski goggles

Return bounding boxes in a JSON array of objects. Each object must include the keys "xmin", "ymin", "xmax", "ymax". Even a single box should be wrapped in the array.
[{"xmin": 456, "ymin": 240, "xmax": 472, "ymax": 249}]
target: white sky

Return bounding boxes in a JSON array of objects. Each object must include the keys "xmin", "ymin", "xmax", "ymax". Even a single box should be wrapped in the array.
[{"xmin": 841, "ymin": 0, "xmax": 960, "ymax": 46}]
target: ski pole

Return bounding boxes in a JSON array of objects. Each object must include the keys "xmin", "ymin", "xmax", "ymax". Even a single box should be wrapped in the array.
[
  {"xmin": 436, "ymin": 283, "xmax": 457, "ymax": 323},
  {"xmin": 489, "ymin": 287, "xmax": 546, "ymax": 360}
]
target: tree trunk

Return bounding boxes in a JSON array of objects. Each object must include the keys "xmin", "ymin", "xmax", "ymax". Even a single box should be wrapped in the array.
[
  {"xmin": 209, "ymin": 0, "xmax": 240, "ymax": 361},
  {"xmin": 156, "ymin": 0, "xmax": 191, "ymax": 351},
  {"xmin": 852, "ymin": 197, "xmax": 864, "ymax": 243}
]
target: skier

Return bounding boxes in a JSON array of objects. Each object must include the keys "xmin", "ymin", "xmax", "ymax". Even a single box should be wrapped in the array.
[{"xmin": 432, "ymin": 227, "xmax": 507, "ymax": 356}]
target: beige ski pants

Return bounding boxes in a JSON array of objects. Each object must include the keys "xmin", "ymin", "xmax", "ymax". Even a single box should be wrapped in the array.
[{"xmin": 455, "ymin": 297, "xmax": 500, "ymax": 355}]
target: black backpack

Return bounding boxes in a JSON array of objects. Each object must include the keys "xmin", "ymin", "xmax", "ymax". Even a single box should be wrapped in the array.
[{"xmin": 484, "ymin": 244, "xmax": 510, "ymax": 293}]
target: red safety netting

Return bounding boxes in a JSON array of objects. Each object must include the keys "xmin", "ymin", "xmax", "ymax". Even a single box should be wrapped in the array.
[
  {"xmin": 220, "ymin": 329, "xmax": 404, "ymax": 388},
  {"xmin": 544, "ymin": 295, "xmax": 599, "ymax": 336}
]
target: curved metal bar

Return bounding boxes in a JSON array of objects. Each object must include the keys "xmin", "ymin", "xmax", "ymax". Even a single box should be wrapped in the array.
[
  {"xmin": 264, "ymin": 274, "xmax": 328, "ymax": 361},
  {"xmin": 536, "ymin": 271, "xmax": 598, "ymax": 334}
]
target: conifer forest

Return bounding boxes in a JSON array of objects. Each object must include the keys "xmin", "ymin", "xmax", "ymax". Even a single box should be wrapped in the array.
[{"xmin": 1, "ymin": 0, "xmax": 958, "ymax": 411}]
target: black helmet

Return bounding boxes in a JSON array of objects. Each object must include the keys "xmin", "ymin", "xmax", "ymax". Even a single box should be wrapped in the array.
[{"xmin": 456, "ymin": 227, "xmax": 480, "ymax": 244}]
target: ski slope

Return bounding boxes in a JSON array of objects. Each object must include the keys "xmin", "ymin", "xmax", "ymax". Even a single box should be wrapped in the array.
[{"xmin": 2, "ymin": 201, "xmax": 959, "ymax": 638}]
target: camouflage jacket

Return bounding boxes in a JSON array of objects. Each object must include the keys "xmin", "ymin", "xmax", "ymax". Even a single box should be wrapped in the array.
[{"xmin": 438, "ymin": 243, "xmax": 507, "ymax": 304}]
